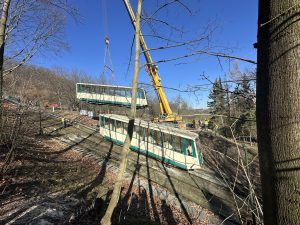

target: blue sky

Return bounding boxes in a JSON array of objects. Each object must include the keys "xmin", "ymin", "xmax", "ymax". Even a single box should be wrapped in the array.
[{"xmin": 35, "ymin": 0, "xmax": 258, "ymax": 108}]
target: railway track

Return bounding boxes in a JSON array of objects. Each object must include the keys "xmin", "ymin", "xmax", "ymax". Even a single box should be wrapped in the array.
[{"xmin": 41, "ymin": 112, "xmax": 243, "ymax": 224}]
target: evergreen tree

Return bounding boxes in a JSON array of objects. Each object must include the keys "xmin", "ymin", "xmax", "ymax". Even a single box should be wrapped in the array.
[
  {"xmin": 231, "ymin": 74, "xmax": 255, "ymax": 136},
  {"xmin": 207, "ymin": 78, "xmax": 226, "ymax": 115},
  {"xmin": 223, "ymin": 82, "xmax": 232, "ymax": 125},
  {"xmin": 207, "ymin": 78, "xmax": 227, "ymax": 130},
  {"xmin": 237, "ymin": 74, "xmax": 255, "ymax": 113}
]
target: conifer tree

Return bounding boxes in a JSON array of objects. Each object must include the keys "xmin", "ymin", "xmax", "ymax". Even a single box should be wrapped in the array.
[
  {"xmin": 224, "ymin": 82, "xmax": 231, "ymax": 124},
  {"xmin": 207, "ymin": 78, "xmax": 226, "ymax": 115},
  {"xmin": 207, "ymin": 78, "xmax": 226, "ymax": 130},
  {"xmin": 231, "ymin": 74, "xmax": 255, "ymax": 136}
]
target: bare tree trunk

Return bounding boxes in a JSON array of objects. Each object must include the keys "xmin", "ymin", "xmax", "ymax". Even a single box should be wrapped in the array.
[
  {"xmin": 100, "ymin": 1, "xmax": 143, "ymax": 224},
  {"xmin": 0, "ymin": 0, "xmax": 11, "ymax": 126},
  {"xmin": 257, "ymin": 1, "xmax": 300, "ymax": 224}
]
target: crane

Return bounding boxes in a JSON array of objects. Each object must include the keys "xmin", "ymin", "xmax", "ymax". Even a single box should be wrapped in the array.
[{"xmin": 123, "ymin": 0, "xmax": 182, "ymax": 123}]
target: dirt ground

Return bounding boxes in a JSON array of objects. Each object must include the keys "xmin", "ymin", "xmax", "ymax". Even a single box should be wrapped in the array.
[{"xmin": 0, "ymin": 126, "xmax": 220, "ymax": 225}]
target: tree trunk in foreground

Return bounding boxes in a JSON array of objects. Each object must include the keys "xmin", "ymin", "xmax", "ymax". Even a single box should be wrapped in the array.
[
  {"xmin": 257, "ymin": 1, "xmax": 300, "ymax": 224},
  {"xmin": 0, "ymin": 0, "xmax": 11, "ymax": 129},
  {"xmin": 100, "ymin": 1, "xmax": 143, "ymax": 224}
]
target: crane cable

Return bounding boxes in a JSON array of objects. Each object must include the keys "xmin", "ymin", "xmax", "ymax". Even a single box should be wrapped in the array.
[
  {"xmin": 101, "ymin": 0, "xmax": 108, "ymax": 35},
  {"xmin": 100, "ymin": 0, "xmax": 115, "ymax": 82},
  {"xmin": 101, "ymin": 36, "xmax": 115, "ymax": 81}
]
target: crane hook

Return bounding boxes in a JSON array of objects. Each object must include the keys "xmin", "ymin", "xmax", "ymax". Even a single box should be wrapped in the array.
[{"xmin": 105, "ymin": 36, "xmax": 109, "ymax": 46}]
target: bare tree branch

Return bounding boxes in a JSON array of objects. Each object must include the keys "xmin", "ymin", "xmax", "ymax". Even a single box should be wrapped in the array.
[
  {"xmin": 141, "ymin": 37, "xmax": 209, "ymax": 53},
  {"xmin": 152, "ymin": 50, "xmax": 256, "ymax": 65}
]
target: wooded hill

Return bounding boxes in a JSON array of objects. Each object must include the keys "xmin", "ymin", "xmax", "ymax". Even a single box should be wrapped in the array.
[{"xmin": 3, "ymin": 63, "xmax": 202, "ymax": 117}]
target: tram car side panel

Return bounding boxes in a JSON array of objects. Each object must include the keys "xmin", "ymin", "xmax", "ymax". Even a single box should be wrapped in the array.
[
  {"xmin": 99, "ymin": 114, "xmax": 203, "ymax": 170},
  {"xmin": 76, "ymin": 83, "xmax": 147, "ymax": 107}
]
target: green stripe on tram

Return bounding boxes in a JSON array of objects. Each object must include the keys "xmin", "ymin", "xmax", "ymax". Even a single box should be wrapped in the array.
[
  {"xmin": 79, "ymin": 98, "xmax": 144, "ymax": 107},
  {"xmin": 104, "ymin": 136, "xmax": 188, "ymax": 170}
]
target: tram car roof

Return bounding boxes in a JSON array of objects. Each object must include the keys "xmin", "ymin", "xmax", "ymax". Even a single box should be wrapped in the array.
[
  {"xmin": 100, "ymin": 114, "xmax": 199, "ymax": 140},
  {"xmin": 77, "ymin": 83, "xmax": 145, "ymax": 91}
]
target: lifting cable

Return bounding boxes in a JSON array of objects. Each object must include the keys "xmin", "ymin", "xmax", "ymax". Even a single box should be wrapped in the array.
[
  {"xmin": 101, "ymin": 36, "xmax": 115, "ymax": 81},
  {"xmin": 100, "ymin": 0, "xmax": 115, "ymax": 82}
]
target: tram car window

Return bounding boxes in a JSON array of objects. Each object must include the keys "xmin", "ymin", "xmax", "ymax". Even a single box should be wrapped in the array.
[
  {"xmin": 138, "ymin": 127, "xmax": 145, "ymax": 141},
  {"xmin": 162, "ymin": 133, "xmax": 171, "ymax": 149},
  {"xmin": 172, "ymin": 136, "xmax": 181, "ymax": 153},
  {"xmin": 116, "ymin": 120, "xmax": 123, "ymax": 133}
]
